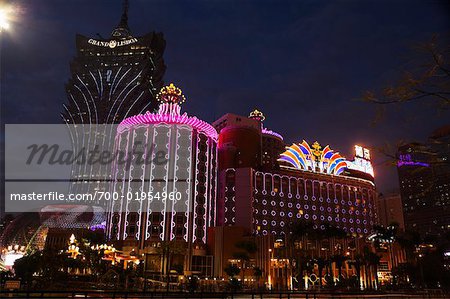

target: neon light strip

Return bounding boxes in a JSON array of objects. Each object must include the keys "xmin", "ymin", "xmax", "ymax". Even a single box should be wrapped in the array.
[
  {"xmin": 203, "ymin": 135, "xmax": 209, "ymax": 244},
  {"xmin": 124, "ymin": 127, "xmax": 137, "ymax": 240},
  {"xmin": 97, "ymin": 69, "xmax": 103, "ymax": 98},
  {"xmin": 111, "ymin": 71, "xmax": 143, "ymax": 123},
  {"xmin": 213, "ymin": 144, "xmax": 218, "ymax": 226},
  {"xmin": 145, "ymin": 127, "xmax": 156, "ymax": 240},
  {"xmin": 161, "ymin": 126, "xmax": 172, "ymax": 241},
  {"xmin": 170, "ymin": 127, "xmax": 180, "ymax": 241},
  {"xmin": 73, "ymin": 83, "xmax": 93, "ymax": 185},
  {"xmin": 119, "ymin": 104, "xmax": 218, "ymax": 141},
  {"xmin": 184, "ymin": 133, "xmax": 193, "ymax": 242},
  {"xmin": 121, "ymin": 130, "xmax": 131, "ymax": 240},
  {"xmin": 192, "ymin": 133, "xmax": 200, "ymax": 243},
  {"xmin": 135, "ymin": 126, "xmax": 145, "ymax": 241},
  {"xmin": 262, "ymin": 128, "xmax": 283, "ymax": 140},
  {"xmin": 397, "ymin": 161, "xmax": 429, "ymax": 167},
  {"xmin": 279, "ymin": 165, "xmax": 375, "ymax": 186}
]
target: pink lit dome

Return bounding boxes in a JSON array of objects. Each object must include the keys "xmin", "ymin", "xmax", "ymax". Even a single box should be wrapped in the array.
[{"xmin": 118, "ymin": 83, "xmax": 218, "ymax": 140}]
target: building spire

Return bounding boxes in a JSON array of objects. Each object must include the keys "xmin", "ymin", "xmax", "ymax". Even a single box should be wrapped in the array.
[
  {"xmin": 119, "ymin": 0, "xmax": 129, "ymax": 28},
  {"xmin": 111, "ymin": 0, "xmax": 132, "ymax": 39}
]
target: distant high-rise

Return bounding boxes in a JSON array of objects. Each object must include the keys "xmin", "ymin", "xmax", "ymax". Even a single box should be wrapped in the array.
[
  {"xmin": 61, "ymin": 0, "xmax": 166, "ymax": 196},
  {"xmin": 63, "ymin": 2, "xmax": 166, "ymax": 124},
  {"xmin": 62, "ymin": 1, "xmax": 166, "ymax": 125},
  {"xmin": 377, "ymin": 193, "xmax": 405, "ymax": 231},
  {"xmin": 397, "ymin": 125, "xmax": 450, "ymax": 236}
]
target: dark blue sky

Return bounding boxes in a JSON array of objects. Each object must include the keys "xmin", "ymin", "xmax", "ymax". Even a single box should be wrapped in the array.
[{"xmin": 2, "ymin": 0, "xmax": 449, "ymax": 192}]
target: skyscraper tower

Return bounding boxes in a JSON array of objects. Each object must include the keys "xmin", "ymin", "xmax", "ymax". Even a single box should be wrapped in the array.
[
  {"xmin": 61, "ymin": 1, "xmax": 166, "ymax": 196},
  {"xmin": 62, "ymin": 0, "xmax": 166, "ymax": 125}
]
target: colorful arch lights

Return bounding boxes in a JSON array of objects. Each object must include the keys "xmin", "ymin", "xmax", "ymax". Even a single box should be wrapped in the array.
[{"xmin": 278, "ymin": 140, "xmax": 347, "ymax": 175}]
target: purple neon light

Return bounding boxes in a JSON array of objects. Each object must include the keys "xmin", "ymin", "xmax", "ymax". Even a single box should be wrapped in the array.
[
  {"xmin": 90, "ymin": 222, "xmax": 106, "ymax": 231},
  {"xmin": 397, "ymin": 154, "xmax": 429, "ymax": 167},
  {"xmin": 262, "ymin": 128, "xmax": 283, "ymax": 140},
  {"xmin": 397, "ymin": 161, "xmax": 430, "ymax": 167},
  {"xmin": 119, "ymin": 103, "xmax": 218, "ymax": 140}
]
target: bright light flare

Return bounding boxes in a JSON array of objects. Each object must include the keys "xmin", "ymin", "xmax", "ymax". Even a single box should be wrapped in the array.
[
  {"xmin": 0, "ymin": 8, "xmax": 10, "ymax": 30},
  {"xmin": 0, "ymin": 4, "xmax": 18, "ymax": 32}
]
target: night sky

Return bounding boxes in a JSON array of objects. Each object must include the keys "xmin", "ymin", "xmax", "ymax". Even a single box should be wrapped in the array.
[{"xmin": 1, "ymin": 0, "xmax": 449, "ymax": 193}]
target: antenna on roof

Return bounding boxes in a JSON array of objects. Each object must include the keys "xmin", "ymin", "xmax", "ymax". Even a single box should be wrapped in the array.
[{"xmin": 111, "ymin": 0, "xmax": 132, "ymax": 38}]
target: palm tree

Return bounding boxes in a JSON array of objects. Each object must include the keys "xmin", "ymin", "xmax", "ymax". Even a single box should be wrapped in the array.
[
  {"xmin": 397, "ymin": 230, "xmax": 421, "ymax": 261},
  {"xmin": 365, "ymin": 250, "xmax": 381, "ymax": 289},
  {"xmin": 234, "ymin": 240, "xmax": 257, "ymax": 285},
  {"xmin": 224, "ymin": 264, "xmax": 241, "ymax": 292},
  {"xmin": 315, "ymin": 257, "xmax": 327, "ymax": 287},
  {"xmin": 324, "ymin": 224, "xmax": 347, "ymax": 284},
  {"xmin": 253, "ymin": 267, "xmax": 263, "ymax": 289},
  {"xmin": 291, "ymin": 220, "xmax": 315, "ymax": 241},
  {"xmin": 348, "ymin": 253, "xmax": 364, "ymax": 289},
  {"xmin": 357, "ymin": 245, "xmax": 382, "ymax": 290},
  {"xmin": 232, "ymin": 251, "xmax": 250, "ymax": 284},
  {"xmin": 289, "ymin": 220, "xmax": 315, "ymax": 289},
  {"xmin": 156, "ymin": 241, "xmax": 186, "ymax": 291},
  {"xmin": 13, "ymin": 251, "xmax": 41, "ymax": 288},
  {"xmin": 224, "ymin": 264, "xmax": 241, "ymax": 278},
  {"xmin": 371, "ymin": 223, "xmax": 402, "ymax": 287},
  {"xmin": 332, "ymin": 254, "xmax": 347, "ymax": 285}
]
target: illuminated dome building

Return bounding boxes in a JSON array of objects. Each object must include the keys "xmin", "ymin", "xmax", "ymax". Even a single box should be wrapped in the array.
[{"xmin": 106, "ymin": 83, "xmax": 218, "ymax": 254}]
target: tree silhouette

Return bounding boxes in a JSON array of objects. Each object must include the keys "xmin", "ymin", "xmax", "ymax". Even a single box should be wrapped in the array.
[
  {"xmin": 233, "ymin": 240, "xmax": 257, "ymax": 284},
  {"xmin": 363, "ymin": 34, "xmax": 450, "ymax": 111}
]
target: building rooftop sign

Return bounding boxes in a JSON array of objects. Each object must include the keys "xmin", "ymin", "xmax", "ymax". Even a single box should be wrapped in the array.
[{"xmin": 278, "ymin": 141, "xmax": 374, "ymax": 177}]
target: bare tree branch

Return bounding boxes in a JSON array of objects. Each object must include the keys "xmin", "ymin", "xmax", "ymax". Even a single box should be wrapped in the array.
[{"xmin": 362, "ymin": 34, "xmax": 450, "ymax": 109}]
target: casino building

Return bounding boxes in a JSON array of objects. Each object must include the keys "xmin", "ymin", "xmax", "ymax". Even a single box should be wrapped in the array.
[
  {"xmin": 211, "ymin": 110, "xmax": 378, "ymax": 289},
  {"xmin": 215, "ymin": 111, "xmax": 376, "ymax": 236},
  {"xmin": 62, "ymin": 1, "xmax": 166, "ymax": 196},
  {"xmin": 106, "ymin": 83, "xmax": 217, "ymax": 276}
]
